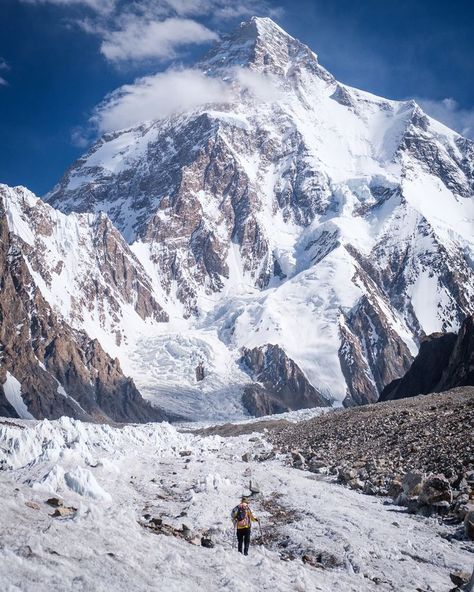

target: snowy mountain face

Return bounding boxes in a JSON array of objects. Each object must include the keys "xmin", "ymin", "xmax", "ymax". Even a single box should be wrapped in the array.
[
  {"xmin": 3, "ymin": 17, "xmax": 474, "ymax": 420},
  {"xmin": 0, "ymin": 187, "xmax": 173, "ymax": 422}
]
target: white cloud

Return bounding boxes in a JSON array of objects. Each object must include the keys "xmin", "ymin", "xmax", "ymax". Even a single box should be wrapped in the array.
[
  {"xmin": 21, "ymin": 0, "xmax": 116, "ymax": 13},
  {"xmin": 21, "ymin": 0, "xmax": 282, "ymax": 64},
  {"xmin": 90, "ymin": 65, "xmax": 282, "ymax": 132},
  {"xmin": 100, "ymin": 17, "xmax": 219, "ymax": 62},
  {"xmin": 235, "ymin": 68, "xmax": 281, "ymax": 102},
  {"xmin": 418, "ymin": 97, "xmax": 474, "ymax": 140},
  {"xmin": 93, "ymin": 68, "xmax": 230, "ymax": 131},
  {"xmin": 71, "ymin": 126, "xmax": 92, "ymax": 147},
  {"xmin": 0, "ymin": 58, "xmax": 9, "ymax": 86}
]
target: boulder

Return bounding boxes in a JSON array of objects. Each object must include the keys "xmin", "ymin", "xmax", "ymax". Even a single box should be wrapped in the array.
[
  {"xmin": 46, "ymin": 497, "xmax": 64, "ymax": 507},
  {"xmin": 25, "ymin": 501, "xmax": 40, "ymax": 511},
  {"xmin": 51, "ymin": 506, "xmax": 76, "ymax": 518},
  {"xmin": 302, "ymin": 550, "xmax": 342, "ymax": 569},
  {"xmin": 450, "ymin": 570, "xmax": 470, "ymax": 587},
  {"xmin": 465, "ymin": 509, "xmax": 474, "ymax": 540},
  {"xmin": 418, "ymin": 474, "xmax": 452, "ymax": 506},
  {"xmin": 338, "ymin": 468, "xmax": 357, "ymax": 484},
  {"xmin": 201, "ymin": 537, "xmax": 214, "ymax": 548},
  {"xmin": 388, "ymin": 478, "xmax": 403, "ymax": 498},
  {"xmin": 291, "ymin": 451, "xmax": 306, "ymax": 468},
  {"xmin": 402, "ymin": 472, "xmax": 424, "ymax": 497},
  {"xmin": 308, "ymin": 459, "xmax": 328, "ymax": 473}
]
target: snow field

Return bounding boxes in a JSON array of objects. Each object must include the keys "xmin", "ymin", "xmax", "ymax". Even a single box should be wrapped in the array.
[{"xmin": 0, "ymin": 417, "xmax": 471, "ymax": 591}]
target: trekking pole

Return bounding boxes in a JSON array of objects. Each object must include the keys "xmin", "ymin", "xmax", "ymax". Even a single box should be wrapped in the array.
[{"xmin": 258, "ymin": 519, "xmax": 263, "ymax": 544}]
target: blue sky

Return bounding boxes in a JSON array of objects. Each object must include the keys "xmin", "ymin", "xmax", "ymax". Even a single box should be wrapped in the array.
[{"xmin": 1, "ymin": 0, "xmax": 473, "ymax": 195}]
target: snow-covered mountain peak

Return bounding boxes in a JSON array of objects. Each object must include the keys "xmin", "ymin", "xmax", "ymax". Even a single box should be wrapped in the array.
[
  {"xmin": 198, "ymin": 16, "xmax": 326, "ymax": 80},
  {"xmin": 24, "ymin": 18, "xmax": 474, "ymax": 419}
]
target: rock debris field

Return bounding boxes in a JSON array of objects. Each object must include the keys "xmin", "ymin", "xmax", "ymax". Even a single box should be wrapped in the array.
[{"xmin": 270, "ymin": 388, "xmax": 474, "ymax": 529}]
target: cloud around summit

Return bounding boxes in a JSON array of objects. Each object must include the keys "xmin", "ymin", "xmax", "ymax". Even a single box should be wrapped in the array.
[
  {"xmin": 417, "ymin": 97, "xmax": 474, "ymax": 139},
  {"xmin": 92, "ymin": 66, "xmax": 282, "ymax": 132}
]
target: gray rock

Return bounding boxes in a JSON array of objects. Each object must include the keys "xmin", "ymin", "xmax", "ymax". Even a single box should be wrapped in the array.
[
  {"xmin": 450, "ymin": 570, "xmax": 471, "ymax": 587},
  {"xmin": 418, "ymin": 474, "xmax": 452, "ymax": 506},
  {"xmin": 201, "ymin": 537, "xmax": 214, "ymax": 548},
  {"xmin": 465, "ymin": 509, "xmax": 474, "ymax": 540},
  {"xmin": 402, "ymin": 472, "xmax": 424, "ymax": 497}
]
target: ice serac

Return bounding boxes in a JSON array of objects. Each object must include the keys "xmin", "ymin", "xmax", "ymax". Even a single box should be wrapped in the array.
[
  {"xmin": 41, "ymin": 17, "xmax": 474, "ymax": 416},
  {"xmin": 0, "ymin": 188, "xmax": 173, "ymax": 422}
]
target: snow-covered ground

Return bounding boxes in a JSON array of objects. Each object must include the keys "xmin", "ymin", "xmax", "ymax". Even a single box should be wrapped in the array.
[{"xmin": 0, "ymin": 416, "xmax": 470, "ymax": 591}]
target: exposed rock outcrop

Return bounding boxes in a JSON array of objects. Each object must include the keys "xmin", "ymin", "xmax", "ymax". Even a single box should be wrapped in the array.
[
  {"xmin": 0, "ymin": 198, "xmax": 173, "ymax": 423},
  {"xmin": 340, "ymin": 291, "xmax": 413, "ymax": 406},
  {"xmin": 240, "ymin": 344, "xmax": 331, "ymax": 416},
  {"xmin": 1, "ymin": 185, "xmax": 167, "ymax": 344},
  {"xmin": 380, "ymin": 315, "xmax": 473, "ymax": 401}
]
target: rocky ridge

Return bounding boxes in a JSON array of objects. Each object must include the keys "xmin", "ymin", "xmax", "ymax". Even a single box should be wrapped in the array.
[
  {"xmin": 240, "ymin": 344, "xmax": 331, "ymax": 415},
  {"xmin": 381, "ymin": 314, "xmax": 474, "ymax": 401}
]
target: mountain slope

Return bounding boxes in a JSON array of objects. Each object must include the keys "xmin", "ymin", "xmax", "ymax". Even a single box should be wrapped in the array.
[
  {"xmin": 0, "ymin": 189, "xmax": 175, "ymax": 422},
  {"xmin": 10, "ymin": 17, "xmax": 474, "ymax": 416}
]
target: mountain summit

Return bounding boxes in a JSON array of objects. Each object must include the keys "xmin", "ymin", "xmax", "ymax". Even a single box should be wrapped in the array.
[
  {"xmin": 1, "ymin": 18, "xmax": 473, "ymax": 420},
  {"xmin": 199, "ymin": 16, "xmax": 324, "ymax": 77}
]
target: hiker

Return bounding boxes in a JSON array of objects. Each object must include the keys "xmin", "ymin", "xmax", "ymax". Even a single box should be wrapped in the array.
[{"xmin": 231, "ymin": 496, "xmax": 259, "ymax": 556}]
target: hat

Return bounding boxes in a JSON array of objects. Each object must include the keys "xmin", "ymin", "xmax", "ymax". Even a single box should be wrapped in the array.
[{"xmin": 241, "ymin": 496, "xmax": 249, "ymax": 503}]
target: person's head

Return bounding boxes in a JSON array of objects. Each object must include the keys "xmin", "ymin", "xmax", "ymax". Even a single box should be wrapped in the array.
[{"xmin": 241, "ymin": 496, "xmax": 249, "ymax": 505}]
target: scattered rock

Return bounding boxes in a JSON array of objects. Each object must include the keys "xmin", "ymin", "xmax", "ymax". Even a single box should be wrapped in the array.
[
  {"xmin": 241, "ymin": 452, "xmax": 251, "ymax": 463},
  {"xmin": 418, "ymin": 474, "xmax": 452, "ymax": 506},
  {"xmin": 179, "ymin": 450, "xmax": 192, "ymax": 457},
  {"xmin": 450, "ymin": 570, "xmax": 470, "ymax": 587},
  {"xmin": 291, "ymin": 450, "xmax": 306, "ymax": 469},
  {"xmin": 195, "ymin": 362, "xmax": 205, "ymax": 382},
  {"xmin": 25, "ymin": 501, "xmax": 40, "ymax": 511},
  {"xmin": 465, "ymin": 509, "xmax": 474, "ymax": 540},
  {"xmin": 200, "ymin": 537, "xmax": 214, "ymax": 548},
  {"xmin": 338, "ymin": 468, "xmax": 357, "ymax": 484},
  {"xmin": 51, "ymin": 506, "xmax": 77, "ymax": 518},
  {"xmin": 302, "ymin": 550, "xmax": 342, "ymax": 569},
  {"xmin": 46, "ymin": 497, "xmax": 64, "ymax": 507},
  {"xmin": 308, "ymin": 459, "xmax": 328, "ymax": 474},
  {"xmin": 269, "ymin": 388, "xmax": 474, "ymax": 526},
  {"xmin": 402, "ymin": 472, "xmax": 424, "ymax": 497}
]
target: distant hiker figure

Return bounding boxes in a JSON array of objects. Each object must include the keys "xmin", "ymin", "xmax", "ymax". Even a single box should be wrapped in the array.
[{"xmin": 231, "ymin": 497, "xmax": 259, "ymax": 556}]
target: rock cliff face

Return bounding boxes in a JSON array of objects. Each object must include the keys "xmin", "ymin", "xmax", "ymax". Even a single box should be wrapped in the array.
[
  {"xmin": 240, "ymin": 345, "xmax": 330, "ymax": 416},
  {"xmin": 1, "ymin": 185, "xmax": 167, "ymax": 349},
  {"xmin": 339, "ymin": 293, "xmax": 414, "ymax": 406},
  {"xmin": 2, "ymin": 17, "xmax": 473, "ymax": 419},
  {"xmin": 380, "ymin": 315, "xmax": 474, "ymax": 401},
  {"xmin": 0, "ymin": 196, "xmax": 173, "ymax": 422}
]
